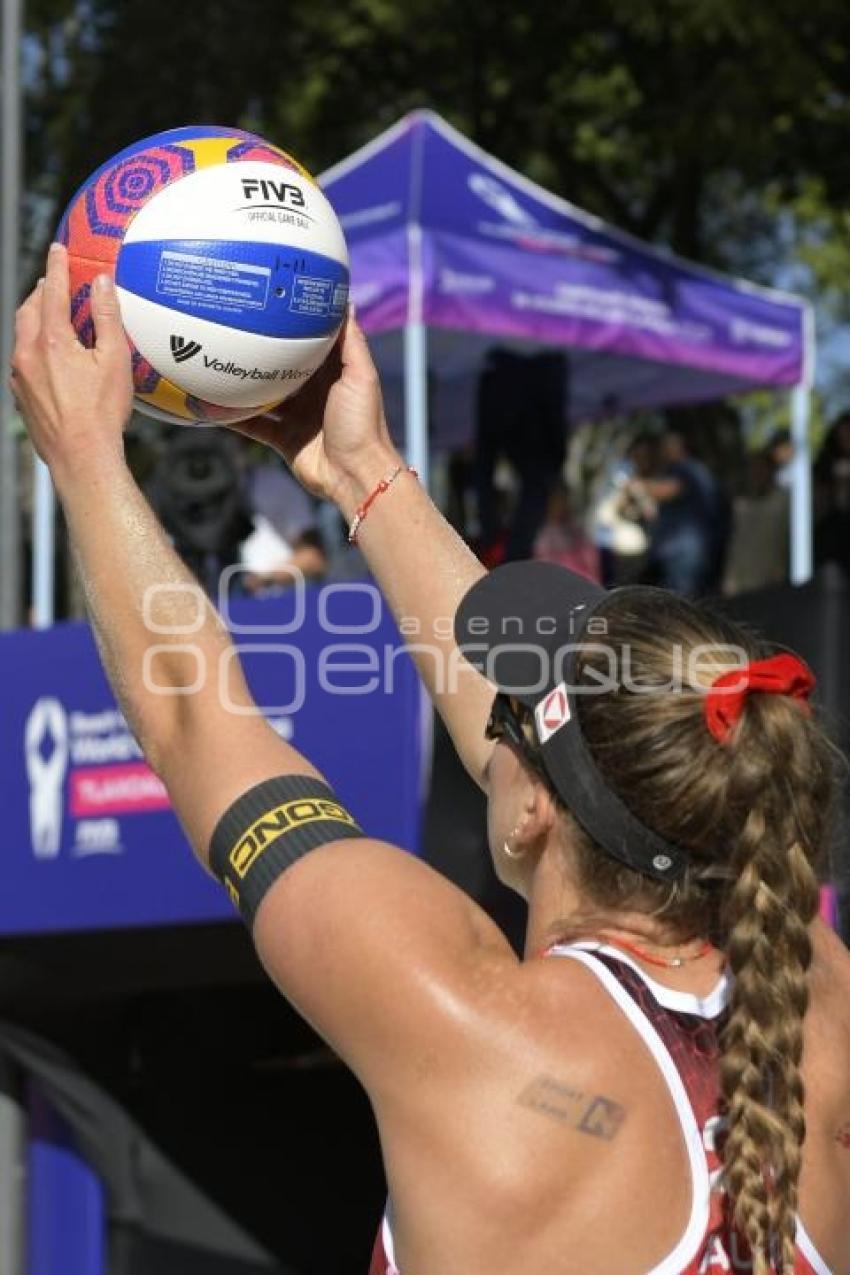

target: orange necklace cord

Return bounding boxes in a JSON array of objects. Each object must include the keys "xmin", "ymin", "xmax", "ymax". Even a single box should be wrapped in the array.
[{"xmin": 598, "ymin": 934, "xmax": 716, "ymax": 969}]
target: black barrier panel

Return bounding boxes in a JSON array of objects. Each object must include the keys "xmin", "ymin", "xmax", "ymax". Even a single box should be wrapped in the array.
[
  {"xmin": 722, "ymin": 564, "xmax": 850, "ymax": 941},
  {"xmin": 112, "ymin": 1232, "xmax": 295, "ymax": 1275},
  {"xmin": 721, "ymin": 564, "xmax": 850, "ymax": 747}
]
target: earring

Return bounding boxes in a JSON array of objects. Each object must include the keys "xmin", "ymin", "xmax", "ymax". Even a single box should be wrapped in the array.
[{"xmin": 503, "ymin": 828, "xmax": 525, "ymax": 860}]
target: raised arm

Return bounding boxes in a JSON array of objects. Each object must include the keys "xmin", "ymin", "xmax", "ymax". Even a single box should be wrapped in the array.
[
  {"xmin": 336, "ymin": 428, "xmax": 496, "ymax": 788},
  {"xmin": 228, "ymin": 317, "xmax": 497, "ymax": 790},
  {"xmin": 10, "ymin": 245, "xmax": 515, "ymax": 1101}
]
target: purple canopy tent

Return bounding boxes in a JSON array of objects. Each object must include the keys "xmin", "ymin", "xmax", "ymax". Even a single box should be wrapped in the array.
[{"xmin": 320, "ymin": 110, "xmax": 815, "ymax": 582}]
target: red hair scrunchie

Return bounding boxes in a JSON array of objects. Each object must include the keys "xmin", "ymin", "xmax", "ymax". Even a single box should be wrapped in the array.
[{"xmin": 704, "ymin": 653, "xmax": 816, "ymax": 745}]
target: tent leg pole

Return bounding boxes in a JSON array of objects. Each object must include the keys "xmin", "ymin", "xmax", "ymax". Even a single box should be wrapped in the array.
[
  {"xmin": 0, "ymin": 1061, "xmax": 26, "ymax": 1275},
  {"xmin": 0, "ymin": 0, "xmax": 23, "ymax": 631},
  {"xmin": 403, "ymin": 319, "xmax": 433, "ymax": 845},
  {"xmin": 32, "ymin": 459, "xmax": 56, "ymax": 628},
  {"xmin": 403, "ymin": 321, "xmax": 429, "ymax": 492},
  {"xmin": 789, "ymin": 384, "xmax": 813, "ymax": 586}
]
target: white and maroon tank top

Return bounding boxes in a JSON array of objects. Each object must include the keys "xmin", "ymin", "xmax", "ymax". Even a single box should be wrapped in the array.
[{"xmin": 368, "ymin": 941, "xmax": 832, "ymax": 1274}]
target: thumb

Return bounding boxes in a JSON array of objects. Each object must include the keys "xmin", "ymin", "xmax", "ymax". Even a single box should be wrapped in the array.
[
  {"xmin": 340, "ymin": 305, "xmax": 377, "ymax": 379},
  {"xmin": 90, "ymin": 272, "xmax": 125, "ymax": 351}
]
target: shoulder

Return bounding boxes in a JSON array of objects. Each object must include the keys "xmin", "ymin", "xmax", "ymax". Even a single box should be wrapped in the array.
[
  {"xmin": 470, "ymin": 950, "xmax": 654, "ymax": 1079},
  {"xmin": 377, "ymin": 950, "xmax": 686, "ymax": 1218}
]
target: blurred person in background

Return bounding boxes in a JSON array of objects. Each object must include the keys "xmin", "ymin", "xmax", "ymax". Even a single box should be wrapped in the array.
[
  {"xmin": 591, "ymin": 432, "xmax": 659, "ymax": 588},
  {"xmin": 629, "ymin": 429, "xmax": 720, "ymax": 597},
  {"xmin": 814, "ymin": 411, "xmax": 850, "ymax": 580},
  {"xmin": 767, "ymin": 428, "xmax": 795, "ymax": 490},
  {"xmin": 532, "ymin": 481, "xmax": 600, "ymax": 583},
  {"xmin": 146, "ymin": 428, "xmax": 253, "ymax": 597},
  {"xmin": 239, "ymin": 444, "xmax": 327, "ymax": 593},
  {"xmin": 565, "ymin": 393, "xmax": 638, "ymax": 516},
  {"xmin": 722, "ymin": 448, "xmax": 790, "ymax": 596},
  {"xmin": 445, "ymin": 443, "xmax": 478, "ymax": 541}
]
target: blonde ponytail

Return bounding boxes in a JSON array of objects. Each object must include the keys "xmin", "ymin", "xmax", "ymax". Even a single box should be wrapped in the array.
[
  {"xmin": 718, "ymin": 700, "xmax": 823, "ymax": 1271},
  {"xmin": 568, "ymin": 590, "xmax": 839, "ymax": 1271}
]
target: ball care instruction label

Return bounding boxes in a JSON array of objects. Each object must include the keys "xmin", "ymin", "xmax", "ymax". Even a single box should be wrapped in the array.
[
  {"xmin": 157, "ymin": 249, "xmax": 271, "ymax": 315},
  {"xmin": 289, "ymin": 275, "xmax": 349, "ymax": 318}
]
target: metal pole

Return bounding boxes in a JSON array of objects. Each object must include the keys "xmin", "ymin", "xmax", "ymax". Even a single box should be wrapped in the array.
[
  {"xmin": 789, "ymin": 303, "xmax": 816, "ymax": 586},
  {"xmin": 0, "ymin": 1059, "xmax": 26, "ymax": 1275},
  {"xmin": 403, "ymin": 119, "xmax": 430, "ymax": 492},
  {"xmin": 32, "ymin": 459, "xmax": 55, "ymax": 627},
  {"xmin": 0, "ymin": 0, "xmax": 23, "ymax": 629},
  {"xmin": 403, "ymin": 318, "xmax": 429, "ymax": 490},
  {"xmin": 789, "ymin": 383, "xmax": 813, "ymax": 585}
]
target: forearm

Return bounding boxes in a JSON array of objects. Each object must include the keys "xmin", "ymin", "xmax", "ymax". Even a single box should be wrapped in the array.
[
  {"xmin": 14, "ymin": 250, "xmax": 325, "ymax": 873},
  {"xmin": 54, "ymin": 451, "xmax": 302, "ymax": 777},
  {"xmin": 334, "ymin": 444, "xmax": 494, "ymax": 784}
]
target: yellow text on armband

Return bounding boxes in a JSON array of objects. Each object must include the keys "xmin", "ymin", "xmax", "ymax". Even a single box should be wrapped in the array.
[{"xmin": 229, "ymin": 798, "xmax": 359, "ymax": 879}]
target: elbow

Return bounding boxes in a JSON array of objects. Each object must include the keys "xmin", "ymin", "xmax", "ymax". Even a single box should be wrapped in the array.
[{"xmin": 124, "ymin": 688, "xmax": 186, "ymax": 783}]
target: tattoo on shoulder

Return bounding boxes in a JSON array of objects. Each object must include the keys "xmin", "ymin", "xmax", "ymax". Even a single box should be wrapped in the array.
[
  {"xmin": 517, "ymin": 1075, "xmax": 626, "ymax": 1142},
  {"xmin": 835, "ymin": 1121, "xmax": 850, "ymax": 1149}
]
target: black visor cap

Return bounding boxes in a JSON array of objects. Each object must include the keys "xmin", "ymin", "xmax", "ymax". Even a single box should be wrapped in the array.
[{"xmin": 455, "ymin": 562, "xmax": 689, "ymax": 884}]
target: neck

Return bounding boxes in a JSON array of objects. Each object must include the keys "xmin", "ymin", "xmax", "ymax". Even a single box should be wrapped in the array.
[
  {"xmin": 591, "ymin": 931, "xmax": 715, "ymax": 968},
  {"xmin": 522, "ymin": 843, "xmax": 710, "ymax": 963}
]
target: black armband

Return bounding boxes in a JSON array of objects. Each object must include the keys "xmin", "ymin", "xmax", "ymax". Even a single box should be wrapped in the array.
[{"xmin": 209, "ymin": 775, "xmax": 364, "ymax": 929}]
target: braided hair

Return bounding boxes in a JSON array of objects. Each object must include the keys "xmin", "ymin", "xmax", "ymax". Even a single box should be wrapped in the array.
[{"xmin": 563, "ymin": 589, "xmax": 838, "ymax": 1271}]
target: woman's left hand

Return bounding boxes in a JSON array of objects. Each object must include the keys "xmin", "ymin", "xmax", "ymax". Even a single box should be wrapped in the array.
[{"xmin": 10, "ymin": 244, "xmax": 133, "ymax": 480}]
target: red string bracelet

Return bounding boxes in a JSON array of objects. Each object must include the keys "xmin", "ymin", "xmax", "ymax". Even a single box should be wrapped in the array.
[{"xmin": 348, "ymin": 464, "xmax": 418, "ymax": 544}]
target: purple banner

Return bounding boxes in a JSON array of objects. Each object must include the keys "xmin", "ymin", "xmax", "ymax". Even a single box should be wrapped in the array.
[
  {"xmin": 322, "ymin": 111, "xmax": 808, "ymax": 413},
  {"xmin": 0, "ymin": 586, "xmax": 422, "ymax": 936}
]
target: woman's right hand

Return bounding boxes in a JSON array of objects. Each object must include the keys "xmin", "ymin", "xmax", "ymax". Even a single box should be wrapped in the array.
[{"xmin": 223, "ymin": 310, "xmax": 400, "ymax": 508}]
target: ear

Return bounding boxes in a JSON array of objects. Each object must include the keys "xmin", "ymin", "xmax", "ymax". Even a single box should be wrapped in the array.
[{"xmin": 514, "ymin": 777, "xmax": 558, "ymax": 851}]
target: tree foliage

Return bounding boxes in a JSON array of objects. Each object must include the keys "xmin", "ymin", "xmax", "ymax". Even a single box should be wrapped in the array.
[{"xmin": 20, "ymin": 0, "xmax": 850, "ymax": 388}]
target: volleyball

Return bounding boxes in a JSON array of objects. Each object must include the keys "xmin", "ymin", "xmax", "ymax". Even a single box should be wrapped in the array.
[{"xmin": 56, "ymin": 125, "xmax": 349, "ymax": 426}]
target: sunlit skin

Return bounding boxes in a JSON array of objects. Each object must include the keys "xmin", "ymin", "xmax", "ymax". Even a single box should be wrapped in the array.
[{"xmin": 10, "ymin": 246, "xmax": 850, "ymax": 1274}]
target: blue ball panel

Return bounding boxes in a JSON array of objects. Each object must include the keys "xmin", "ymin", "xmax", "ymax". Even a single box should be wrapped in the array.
[{"xmin": 116, "ymin": 239, "xmax": 350, "ymax": 339}]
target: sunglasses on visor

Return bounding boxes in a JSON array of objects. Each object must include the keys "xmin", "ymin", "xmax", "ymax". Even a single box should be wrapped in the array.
[{"xmin": 484, "ymin": 694, "xmax": 549, "ymax": 780}]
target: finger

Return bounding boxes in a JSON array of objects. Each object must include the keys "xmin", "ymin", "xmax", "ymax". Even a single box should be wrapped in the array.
[
  {"xmin": 41, "ymin": 243, "xmax": 74, "ymax": 344},
  {"xmin": 90, "ymin": 272, "xmax": 126, "ymax": 353},
  {"xmin": 339, "ymin": 307, "xmax": 375, "ymax": 378},
  {"xmin": 14, "ymin": 278, "xmax": 45, "ymax": 349}
]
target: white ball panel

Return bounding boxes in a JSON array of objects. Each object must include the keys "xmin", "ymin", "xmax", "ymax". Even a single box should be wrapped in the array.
[
  {"xmin": 119, "ymin": 287, "xmax": 339, "ymax": 408},
  {"xmin": 123, "ymin": 162, "xmax": 348, "ymax": 266}
]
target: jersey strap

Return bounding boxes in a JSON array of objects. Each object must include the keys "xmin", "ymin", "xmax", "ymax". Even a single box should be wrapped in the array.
[{"xmin": 546, "ymin": 942, "xmax": 831, "ymax": 1275}]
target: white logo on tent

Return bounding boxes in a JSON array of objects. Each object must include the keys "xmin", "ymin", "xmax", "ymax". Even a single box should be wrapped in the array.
[
  {"xmin": 468, "ymin": 173, "xmax": 538, "ymax": 228},
  {"xmin": 24, "ymin": 697, "xmax": 70, "ymax": 860}
]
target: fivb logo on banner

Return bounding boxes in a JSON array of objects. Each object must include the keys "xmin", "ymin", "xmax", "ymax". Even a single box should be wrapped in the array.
[{"xmin": 24, "ymin": 697, "xmax": 70, "ymax": 860}]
